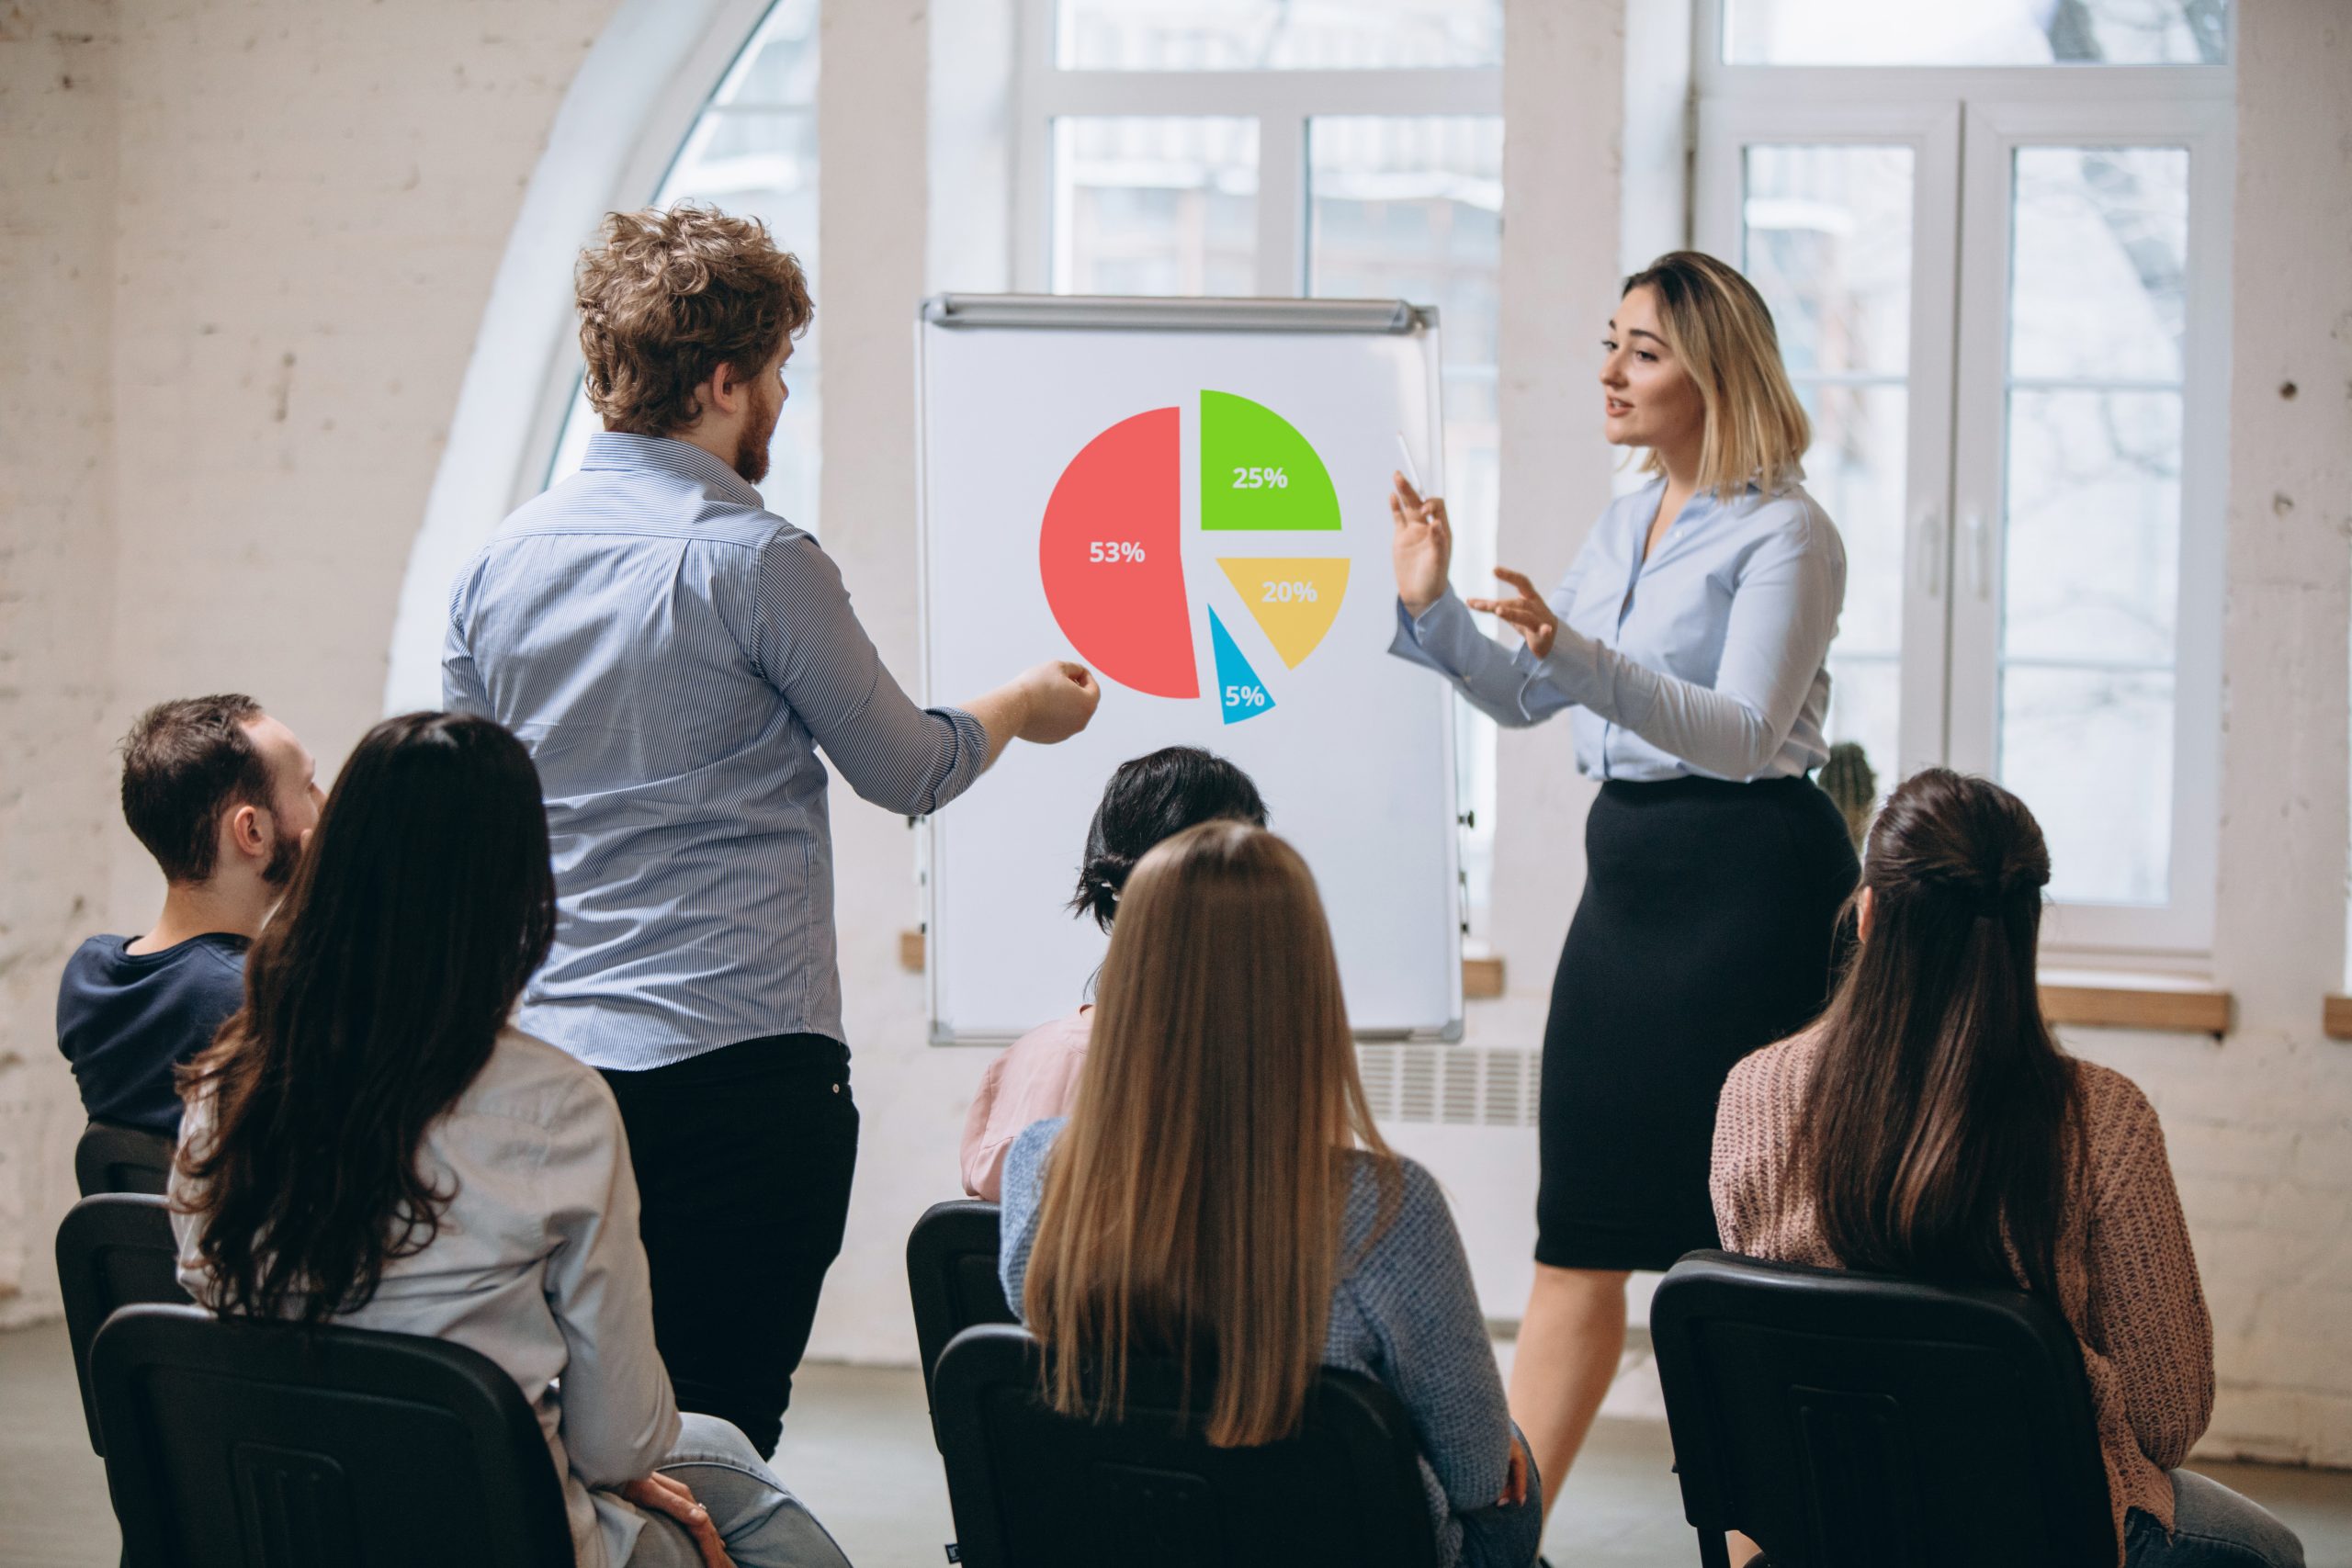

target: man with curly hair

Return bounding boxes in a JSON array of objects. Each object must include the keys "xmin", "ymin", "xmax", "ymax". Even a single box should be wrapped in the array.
[{"xmin": 445, "ymin": 204, "xmax": 1099, "ymax": 1456}]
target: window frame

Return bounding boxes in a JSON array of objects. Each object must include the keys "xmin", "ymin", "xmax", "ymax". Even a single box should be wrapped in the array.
[
  {"xmin": 533, "ymin": 0, "xmax": 823, "ymax": 519},
  {"xmin": 1694, "ymin": 0, "xmax": 2235, "ymax": 963},
  {"xmin": 1009, "ymin": 0, "xmax": 1500, "ymax": 297}
]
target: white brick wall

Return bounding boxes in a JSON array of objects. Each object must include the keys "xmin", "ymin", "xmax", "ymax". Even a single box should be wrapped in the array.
[
  {"xmin": 0, "ymin": 0, "xmax": 618, "ymax": 1323},
  {"xmin": 0, "ymin": 1, "xmax": 121, "ymax": 1325}
]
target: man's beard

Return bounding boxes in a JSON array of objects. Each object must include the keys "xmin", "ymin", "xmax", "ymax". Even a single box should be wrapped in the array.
[
  {"xmin": 261, "ymin": 826, "xmax": 300, "ymax": 889},
  {"xmin": 734, "ymin": 379, "xmax": 780, "ymax": 484}
]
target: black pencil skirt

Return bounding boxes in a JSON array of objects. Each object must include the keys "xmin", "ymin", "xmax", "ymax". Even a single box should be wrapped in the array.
[{"xmin": 1535, "ymin": 773, "xmax": 1860, "ymax": 1272}]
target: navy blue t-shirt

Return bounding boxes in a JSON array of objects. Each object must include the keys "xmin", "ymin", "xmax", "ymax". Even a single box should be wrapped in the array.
[{"xmin": 56, "ymin": 933, "xmax": 250, "ymax": 1134}]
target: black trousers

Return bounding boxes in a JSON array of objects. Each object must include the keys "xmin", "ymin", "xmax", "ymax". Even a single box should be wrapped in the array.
[{"xmin": 601, "ymin": 1032, "xmax": 859, "ymax": 1459}]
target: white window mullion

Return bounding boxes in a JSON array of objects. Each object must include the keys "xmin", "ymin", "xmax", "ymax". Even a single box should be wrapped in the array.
[
  {"xmin": 1256, "ymin": 110, "xmax": 1306, "ymax": 297},
  {"xmin": 1012, "ymin": 0, "xmax": 1057, "ymax": 290},
  {"xmin": 1944, "ymin": 104, "xmax": 2009, "ymax": 787}
]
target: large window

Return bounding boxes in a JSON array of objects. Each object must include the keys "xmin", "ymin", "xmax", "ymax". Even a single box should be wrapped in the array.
[
  {"xmin": 1016, "ymin": 0, "xmax": 1504, "ymax": 920},
  {"xmin": 548, "ymin": 0, "xmax": 822, "ymax": 531},
  {"xmin": 1696, "ymin": 0, "xmax": 2232, "ymax": 955}
]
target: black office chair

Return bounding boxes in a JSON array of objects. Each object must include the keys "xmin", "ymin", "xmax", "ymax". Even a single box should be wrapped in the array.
[
  {"xmin": 1650, "ymin": 1249, "xmax": 2113, "ymax": 1568},
  {"xmin": 933, "ymin": 1322, "xmax": 1440, "ymax": 1568},
  {"xmin": 75, "ymin": 1120, "xmax": 175, "ymax": 1197},
  {"xmin": 905, "ymin": 1199, "xmax": 1018, "ymax": 1441},
  {"xmin": 91, "ymin": 1302, "xmax": 574, "ymax": 1568},
  {"xmin": 55, "ymin": 1193, "xmax": 189, "ymax": 1455}
]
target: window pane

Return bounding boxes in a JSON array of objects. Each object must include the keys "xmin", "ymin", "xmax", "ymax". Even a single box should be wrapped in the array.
[
  {"xmin": 2004, "ymin": 389, "xmax": 2181, "ymax": 666},
  {"xmin": 2001, "ymin": 668, "xmax": 2174, "ymax": 905},
  {"xmin": 2010, "ymin": 147, "xmax": 2188, "ymax": 382},
  {"xmin": 1724, "ymin": 0, "xmax": 2229, "ymax": 65},
  {"xmin": 1803, "ymin": 383, "xmax": 1908, "ymax": 657},
  {"xmin": 714, "ymin": 0, "xmax": 817, "ymax": 105},
  {"xmin": 1059, "ymin": 0, "xmax": 1501, "ymax": 70},
  {"xmin": 1824, "ymin": 654, "xmax": 1899, "ymax": 801},
  {"xmin": 1053, "ymin": 118, "xmax": 1257, "ymax": 296},
  {"xmin": 1744, "ymin": 145, "xmax": 1912, "ymax": 378},
  {"xmin": 1743, "ymin": 144, "xmax": 1912, "ymax": 800},
  {"xmin": 1308, "ymin": 118, "xmax": 1502, "ymax": 362},
  {"xmin": 548, "ymin": 0, "xmax": 821, "ymax": 532},
  {"xmin": 1308, "ymin": 115, "xmax": 1502, "ymax": 920},
  {"xmin": 1996, "ymin": 145, "xmax": 2192, "ymax": 909}
]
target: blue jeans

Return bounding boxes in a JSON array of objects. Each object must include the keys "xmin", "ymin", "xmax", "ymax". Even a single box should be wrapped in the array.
[
  {"xmin": 2124, "ymin": 1470, "xmax": 2304, "ymax": 1568},
  {"xmin": 626, "ymin": 1413, "xmax": 854, "ymax": 1568}
]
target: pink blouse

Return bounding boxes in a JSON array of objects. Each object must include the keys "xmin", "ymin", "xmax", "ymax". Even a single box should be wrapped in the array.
[{"xmin": 958, "ymin": 1008, "xmax": 1092, "ymax": 1201}]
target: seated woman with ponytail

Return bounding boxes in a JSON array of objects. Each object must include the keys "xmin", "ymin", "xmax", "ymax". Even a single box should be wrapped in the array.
[
  {"xmin": 998, "ymin": 821, "xmax": 1542, "ymax": 1568},
  {"xmin": 959, "ymin": 745, "xmax": 1266, "ymax": 1201},
  {"xmin": 172, "ymin": 713, "xmax": 851, "ymax": 1568},
  {"xmin": 1711, "ymin": 768, "xmax": 2301, "ymax": 1568}
]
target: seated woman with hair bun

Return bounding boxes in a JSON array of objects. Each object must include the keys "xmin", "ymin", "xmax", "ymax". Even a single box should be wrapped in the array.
[
  {"xmin": 957, "ymin": 746, "xmax": 1267, "ymax": 1201},
  {"xmin": 1712, "ymin": 768, "xmax": 2303, "ymax": 1568}
]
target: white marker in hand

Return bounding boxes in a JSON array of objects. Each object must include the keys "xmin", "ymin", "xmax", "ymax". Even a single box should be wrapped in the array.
[{"xmin": 1394, "ymin": 432, "xmax": 1424, "ymax": 492}]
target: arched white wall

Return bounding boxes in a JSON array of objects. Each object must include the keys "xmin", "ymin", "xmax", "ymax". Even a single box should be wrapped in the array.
[{"xmin": 383, "ymin": 0, "xmax": 775, "ymax": 713}]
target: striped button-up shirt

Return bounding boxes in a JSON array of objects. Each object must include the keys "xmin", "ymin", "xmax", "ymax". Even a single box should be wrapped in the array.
[{"xmin": 445, "ymin": 432, "xmax": 989, "ymax": 1068}]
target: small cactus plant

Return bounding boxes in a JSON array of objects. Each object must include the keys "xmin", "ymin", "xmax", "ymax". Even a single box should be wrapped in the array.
[{"xmin": 1820, "ymin": 741, "xmax": 1878, "ymax": 852}]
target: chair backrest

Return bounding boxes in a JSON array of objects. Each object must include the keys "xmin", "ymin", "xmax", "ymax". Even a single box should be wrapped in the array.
[
  {"xmin": 91, "ymin": 1303, "xmax": 575, "ymax": 1568},
  {"xmin": 76, "ymin": 1120, "xmax": 176, "ymax": 1198},
  {"xmin": 1650, "ymin": 1249, "xmax": 2114, "ymax": 1568},
  {"xmin": 905, "ymin": 1199, "xmax": 1017, "ymax": 1436},
  {"xmin": 55, "ymin": 1192, "xmax": 189, "ymax": 1455},
  {"xmin": 933, "ymin": 1322, "xmax": 1439, "ymax": 1568}
]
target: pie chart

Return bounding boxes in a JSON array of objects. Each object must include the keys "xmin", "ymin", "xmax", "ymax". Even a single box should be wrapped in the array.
[{"xmin": 1038, "ymin": 391, "xmax": 1350, "ymax": 725}]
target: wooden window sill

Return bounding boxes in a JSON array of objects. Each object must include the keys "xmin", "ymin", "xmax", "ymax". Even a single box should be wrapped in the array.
[
  {"xmin": 897, "ymin": 937, "xmax": 2231, "ymax": 1034},
  {"xmin": 899, "ymin": 929, "xmax": 1513, "ymax": 1001},
  {"xmin": 2322, "ymin": 995, "xmax": 2352, "ymax": 1041},
  {"xmin": 2038, "ymin": 970, "xmax": 2230, "ymax": 1035}
]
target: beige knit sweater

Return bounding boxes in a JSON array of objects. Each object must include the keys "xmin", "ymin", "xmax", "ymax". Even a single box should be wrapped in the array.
[{"xmin": 1710, "ymin": 1032, "xmax": 2214, "ymax": 1561}]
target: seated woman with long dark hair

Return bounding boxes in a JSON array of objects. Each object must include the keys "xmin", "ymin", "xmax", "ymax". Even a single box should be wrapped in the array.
[
  {"xmin": 1712, "ymin": 769, "xmax": 2301, "ymax": 1568},
  {"xmin": 171, "ymin": 713, "xmax": 851, "ymax": 1568},
  {"xmin": 998, "ymin": 821, "xmax": 1542, "ymax": 1568}
]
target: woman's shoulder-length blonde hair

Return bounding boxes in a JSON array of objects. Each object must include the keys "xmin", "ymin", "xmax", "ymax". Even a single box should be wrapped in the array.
[
  {"xmin": 1021, "ymin": 820, "xmax": 1401, "ymax": 1449},
  {"xmin": 1627, "ymin": 250, "xmax": 1811, "ymax": 501}
]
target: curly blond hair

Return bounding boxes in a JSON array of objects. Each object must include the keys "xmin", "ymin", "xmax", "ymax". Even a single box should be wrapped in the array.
[{"xmin": 575, "ymin": 205, "xmax": 814, "ymax": 437}]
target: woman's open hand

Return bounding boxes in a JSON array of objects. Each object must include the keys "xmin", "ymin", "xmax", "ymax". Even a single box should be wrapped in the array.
[
  {"xmin": 622, "ymin": 1472, "xmax": 736, "ymax": 1568},
  {"xmin": 1390, "ymin": 473, "xmax": 1453, "ymax": 617},
  {"xmin": 1467, "ymin": 568, "xmax": 1559, "ymax": 660}
]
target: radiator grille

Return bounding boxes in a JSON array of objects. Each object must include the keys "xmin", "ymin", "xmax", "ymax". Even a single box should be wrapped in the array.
[{"xmin": 1356, "ymin": 1045, "xmax": 1541, "ymax": 1128}]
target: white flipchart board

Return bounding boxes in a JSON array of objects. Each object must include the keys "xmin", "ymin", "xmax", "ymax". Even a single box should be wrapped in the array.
[{"xmin": 917, "ymin": 294, "xmax": 1462, "ymax": 1044}]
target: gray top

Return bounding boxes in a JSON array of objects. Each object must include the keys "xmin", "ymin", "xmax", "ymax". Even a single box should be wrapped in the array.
[
  {"xmin": 999, "ymin": 1118, "xmax": 1544, "ymax": 1568},
  {"xmin": 175, "ymin": 1029, "xmax": 676, "ymax": 1568},
  {"xmin": 1391, "ymin": 476, "xmax": 1844, "ymax": 783},
  {"xmin": 445, "ymin": 431, "xmax": 989, "ymax": 1066}
]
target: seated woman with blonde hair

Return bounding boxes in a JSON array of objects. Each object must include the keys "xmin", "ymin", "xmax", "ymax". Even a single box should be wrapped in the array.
[
  {"xmin": 998, "ymin": 821, "xmax": 1542, "ymax": 1568},
  {"xmin": 1712, "ymin": 768, "xmax": 2301, "ymax": 1568}
]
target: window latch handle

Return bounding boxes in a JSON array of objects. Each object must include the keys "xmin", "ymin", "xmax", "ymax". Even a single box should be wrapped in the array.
[{"xmin": 1915, "ymin": 503, "xmax": 1945, "ymax": 599}]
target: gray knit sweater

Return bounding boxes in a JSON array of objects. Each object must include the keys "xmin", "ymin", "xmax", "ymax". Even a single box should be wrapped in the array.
[{"xmin": 1000, "ymin": 1119, "xmax": 1543, "ymax": 1568}]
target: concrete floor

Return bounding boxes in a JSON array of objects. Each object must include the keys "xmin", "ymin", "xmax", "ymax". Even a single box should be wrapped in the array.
[{"xmin": 7, "ymin": 1317, "xmax": 2349, "ymax": 1567}]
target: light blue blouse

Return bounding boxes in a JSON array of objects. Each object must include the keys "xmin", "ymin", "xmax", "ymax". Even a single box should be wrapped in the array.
[{"xmin": 1390, "ymin": 478, "xmax": 1845, "ymax": 783}]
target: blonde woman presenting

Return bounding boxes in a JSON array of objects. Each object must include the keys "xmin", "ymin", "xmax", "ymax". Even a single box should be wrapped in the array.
[{"xmin": 1388, "ymin": 253, "xmax": 1858, "ymax": 1529}]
